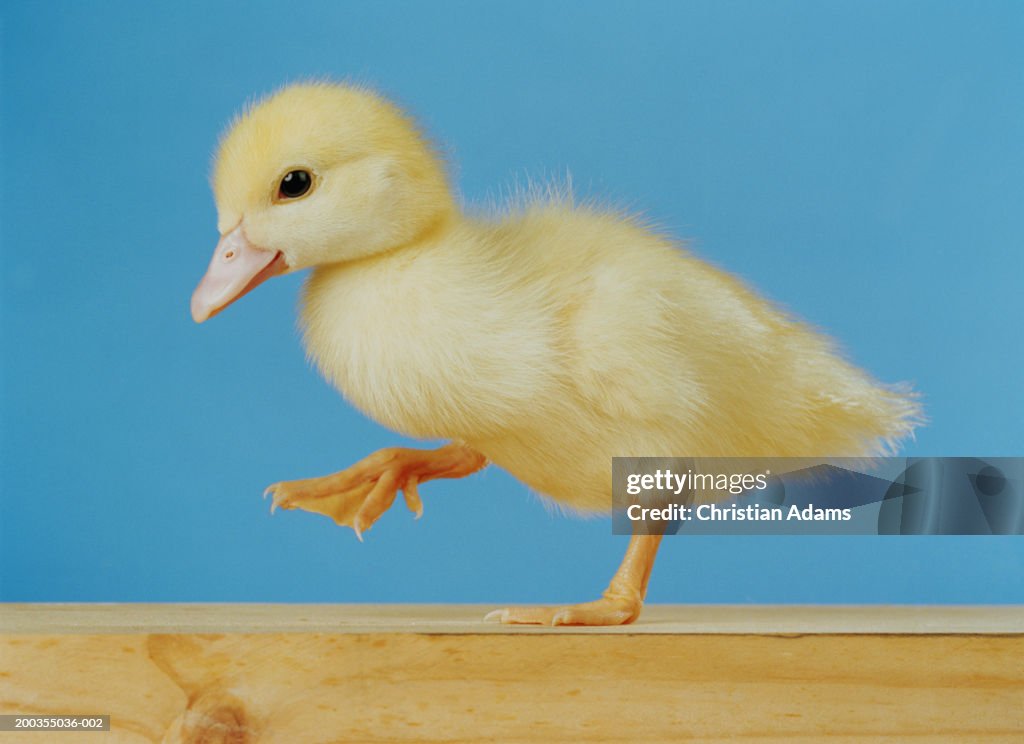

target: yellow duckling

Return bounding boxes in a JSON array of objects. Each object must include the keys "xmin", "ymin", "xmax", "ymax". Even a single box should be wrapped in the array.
[{"xmin": 192, "ymin": 82, "xmax": 921, "ymax": 625}]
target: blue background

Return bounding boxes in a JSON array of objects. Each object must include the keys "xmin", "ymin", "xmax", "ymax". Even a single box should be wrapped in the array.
[{"xmin": 2, "ymin": 1, "xmax": 1022, "ymax": 604}]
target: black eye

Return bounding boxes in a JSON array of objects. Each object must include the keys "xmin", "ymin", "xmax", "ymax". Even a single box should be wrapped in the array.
[{"xmin": 278, "ymin": 170, "xmax": 312, "ymax": 199}]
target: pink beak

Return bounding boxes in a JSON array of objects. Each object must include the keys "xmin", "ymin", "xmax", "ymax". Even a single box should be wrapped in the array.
[{"xmin": 191, "ymin": 226, "xmax": 287, "ymax": 323}]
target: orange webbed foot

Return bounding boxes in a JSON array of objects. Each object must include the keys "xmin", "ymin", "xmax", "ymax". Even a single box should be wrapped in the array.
[
  {"xmin": 484, "ymin": 535, "xmax": 660, "ymax": 627},
  {"xmin": 483, "ymin": 593, "xmax": 643, "ymax": 627},
  {"xmin": 264, "ymin": 444, "xmax": 486, "ymax": 540}
]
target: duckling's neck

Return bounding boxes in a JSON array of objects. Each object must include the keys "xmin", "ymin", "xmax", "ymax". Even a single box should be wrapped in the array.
[{"xmin": 328, "ymin": 209, "xmax": 476, "ymax": 276}]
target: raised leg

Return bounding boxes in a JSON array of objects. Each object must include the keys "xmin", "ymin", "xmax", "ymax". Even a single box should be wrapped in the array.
[
  {"xmin": 264, "ymin": 443, "xmax": 487, "ymax": 540},
  {"xmin": 485, "ymin": 533, "xmax": 663, "ymax": 626}
]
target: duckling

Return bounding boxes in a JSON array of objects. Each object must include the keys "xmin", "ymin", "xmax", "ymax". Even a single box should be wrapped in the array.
[{"xmin": 192, "ymin": 82, "xmax": 921, "ymax": 625}]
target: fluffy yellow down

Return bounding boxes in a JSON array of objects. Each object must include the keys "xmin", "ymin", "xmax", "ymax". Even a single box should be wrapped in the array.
[{"xmin": 214, "ymin": 83, "xmax": 922, "ymax": 512}]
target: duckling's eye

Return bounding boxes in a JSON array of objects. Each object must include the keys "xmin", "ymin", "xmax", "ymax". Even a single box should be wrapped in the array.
[{"xmin": 278, "ymin": 170, "xmax": 312, "ymax": 200}]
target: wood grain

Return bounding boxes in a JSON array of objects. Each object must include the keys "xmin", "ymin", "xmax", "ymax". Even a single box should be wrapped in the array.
[{"xmin": 1, "ymin": 605, "xmax": 1022, "ymax": 743}]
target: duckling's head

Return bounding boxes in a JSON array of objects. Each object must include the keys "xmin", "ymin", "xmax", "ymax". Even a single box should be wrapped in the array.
[{"xmin": 192, "ymin": 82, "xmax": 453, "ymax": 322}]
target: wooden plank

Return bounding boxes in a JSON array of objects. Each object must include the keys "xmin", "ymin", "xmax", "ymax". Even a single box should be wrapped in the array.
[
  {"xmin": 2, "ymin": 605, "xmax": 1022, "ymax": 743},
  {"xmin": 3, "ymin": 603, "xmax": 1023, "ymax": 635}
]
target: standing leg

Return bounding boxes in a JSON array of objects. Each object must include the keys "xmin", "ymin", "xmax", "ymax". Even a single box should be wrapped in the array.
[{"xmin": 485, "ymin": 533, "xmax": 664, "ymax": 626}]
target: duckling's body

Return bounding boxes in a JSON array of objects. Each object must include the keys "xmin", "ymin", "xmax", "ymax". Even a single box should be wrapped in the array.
[
  {"xmin": 302, "ymin": 204, "xmax": 916, "ymax": 512},
  {"xmin": 192, "ymin": 83, "xmax": 920, "ymax": 625}
]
